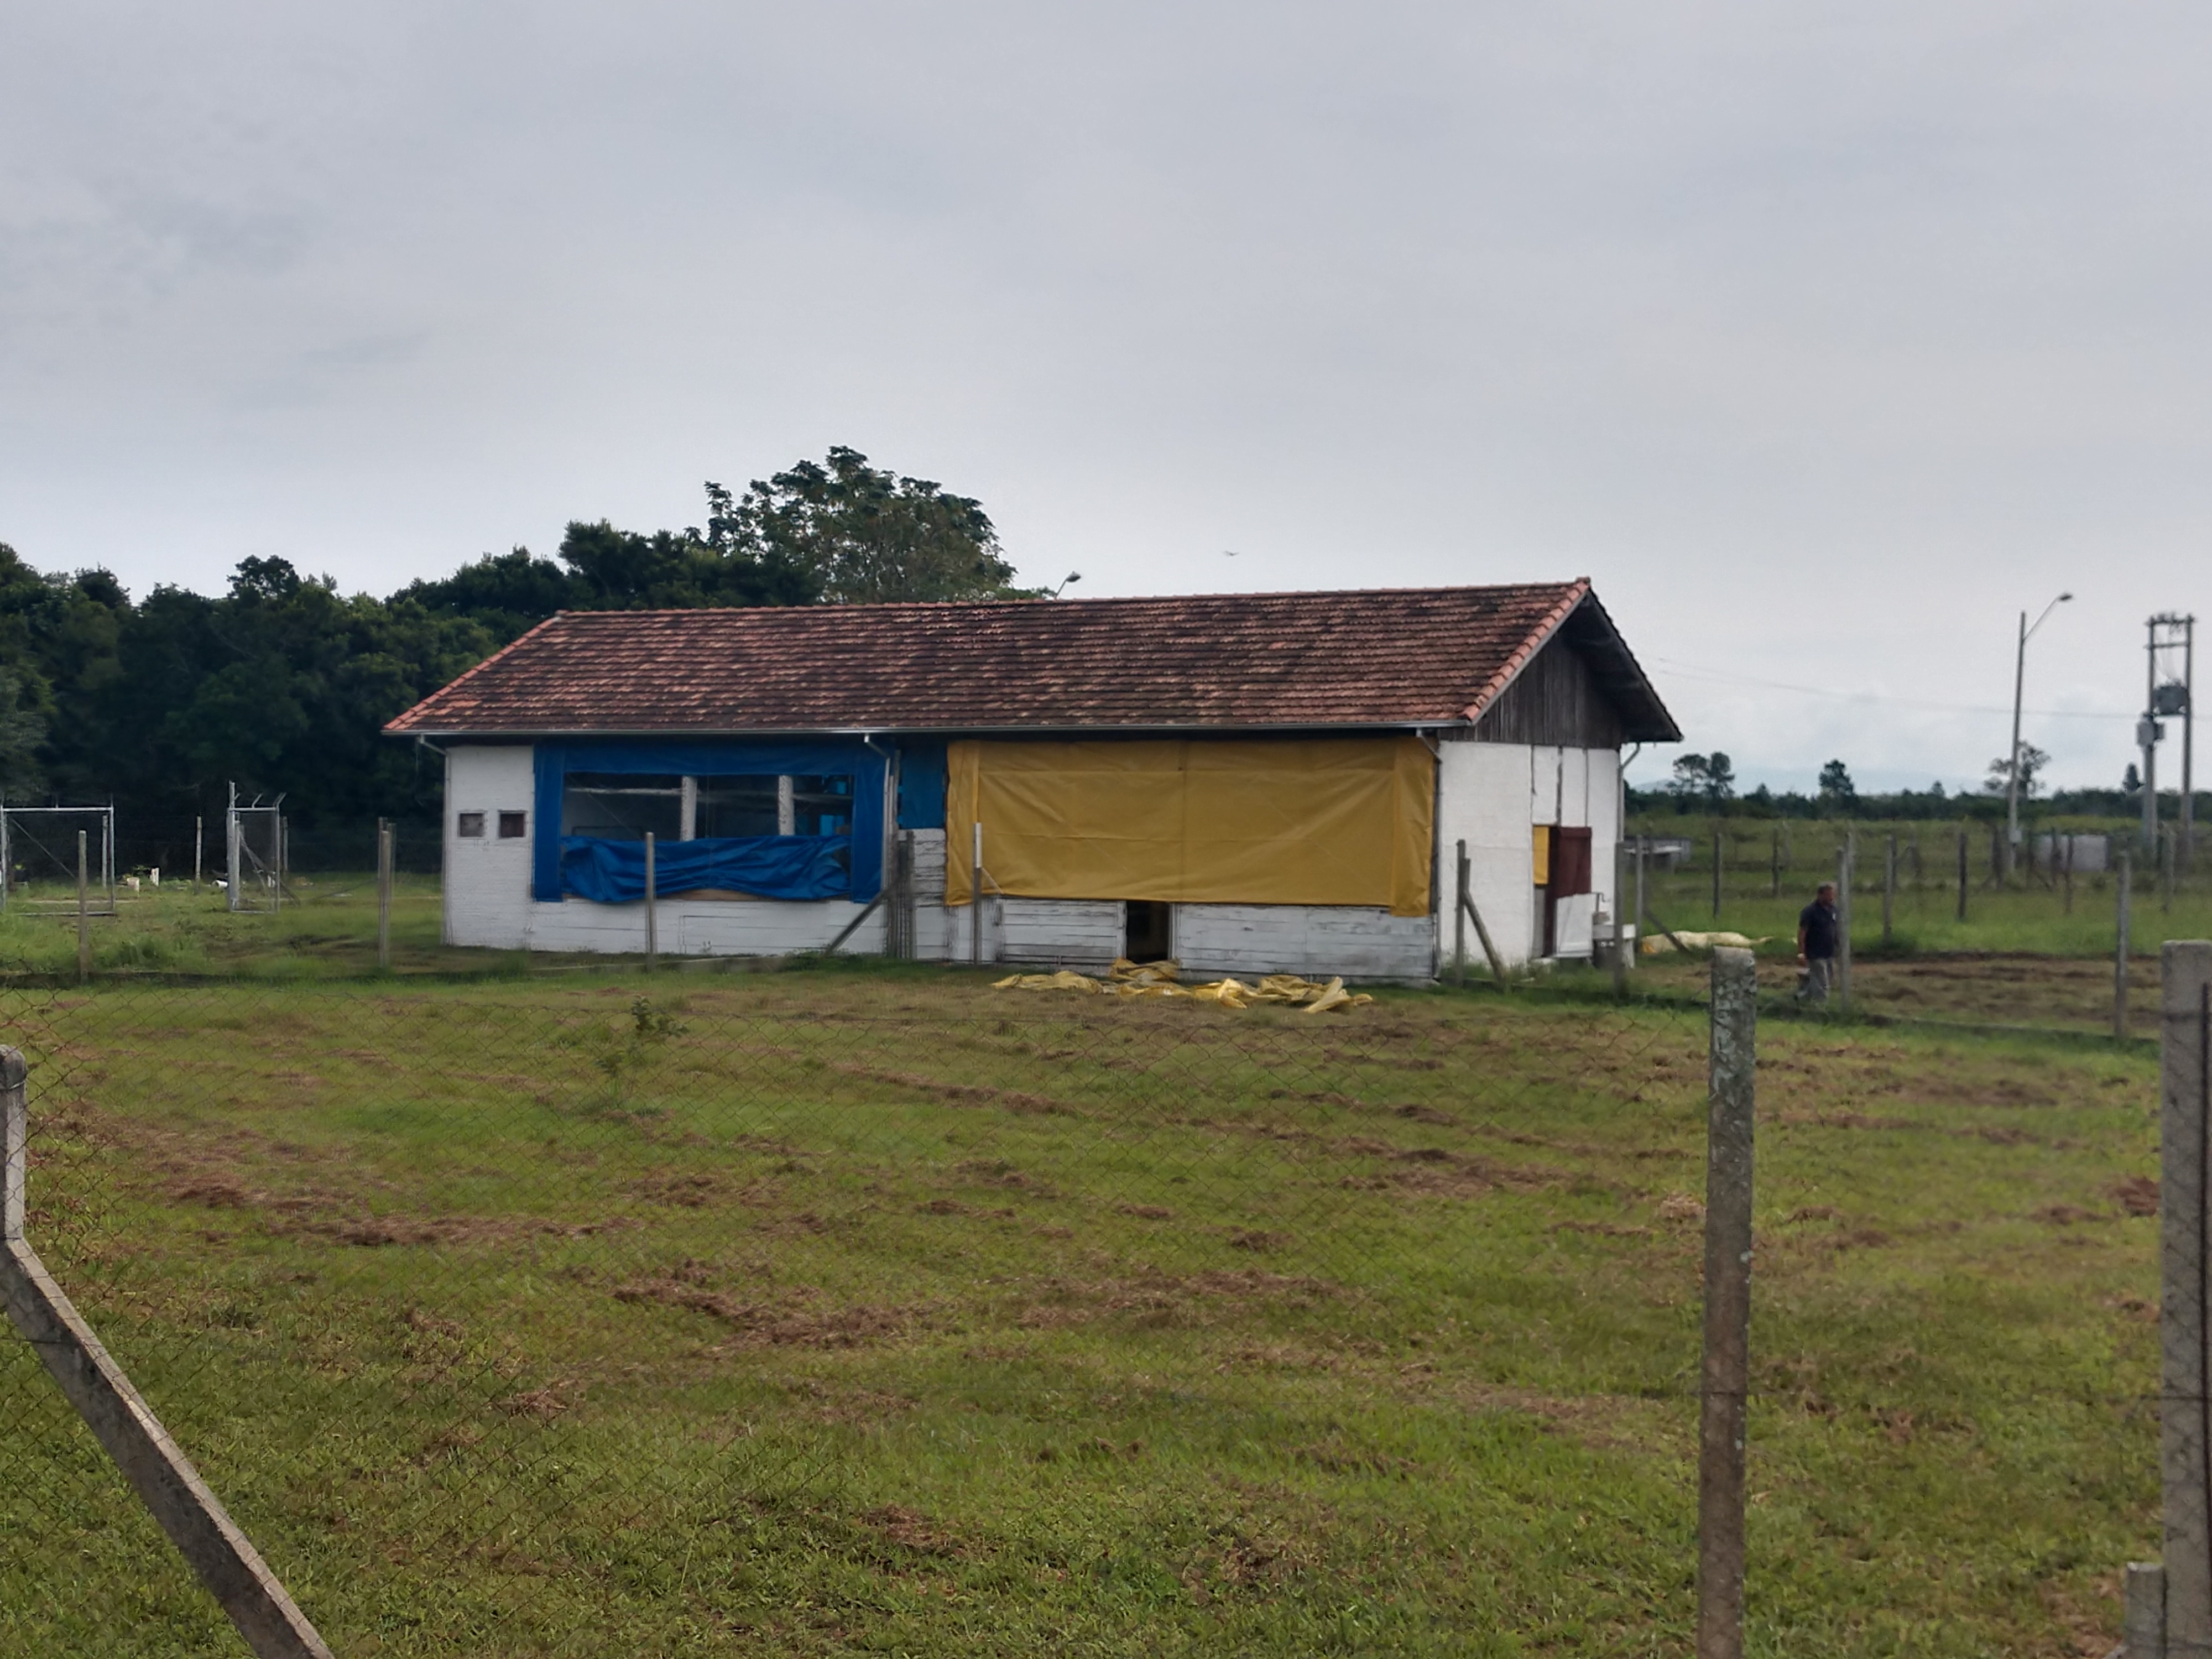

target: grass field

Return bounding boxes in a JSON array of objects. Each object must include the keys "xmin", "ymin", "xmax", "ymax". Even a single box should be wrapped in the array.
[
  {"xmin": 0, "ymin": 966, "xmax": 2164, "ymax": 1656},
  {"xmin": 1627, "ymin": 812, "xmax": 2212, "ymax": 960}
]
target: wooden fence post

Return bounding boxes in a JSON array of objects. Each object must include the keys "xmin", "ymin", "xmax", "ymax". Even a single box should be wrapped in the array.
[
  {"xmin": 1837, "ymin": 834, "xmax": 1853, "ymax": 1010},
  {"xmin": 1712, "ymin": 831, "xmax": 1723, "ymax": 920},
  {"xmin": 644, "ymin": 831, "xmax": 658, "ymax": 972},
  {"xmin": 0, "ymin": 1047, "xmax": 335, "ymax": 1657},
  {"xmin": 2159, "ymin": 941, "xmax": 2212, "ymax": 1657},
  {"xmin": 1698, "ymin": 946, "xmax": 1756, "ymax": 1659},
  {"xmin": 2119, "ymin": 853, "xmax": 2135, "ymax": 1041},
  {"xmin": 375, "ymin": 820, "xmax": 393, "ymax": 975},
  {"xmin": 1454, "ymin": 840, "xmax": 1469, "ymax": 985},
  {"xmin": 75, "ymin": 830, "xmax": 90, "ymax": 986},
  {"xmin": 1882, "ymin": 834, "xmax": 1896, "ymax": 947},
  {"xmin": 1957, "ymin": 827, "xmax": 1969, "ymax": 921}
]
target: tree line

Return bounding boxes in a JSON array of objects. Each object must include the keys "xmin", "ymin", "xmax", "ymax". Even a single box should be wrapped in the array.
[
  {"xmin": 0, "ymin": 450, "xmax": 1027, "ymax": 837},
  {"xmin": 1642, "ymin": 749, "xmax": 2178, "ymax": 821}
]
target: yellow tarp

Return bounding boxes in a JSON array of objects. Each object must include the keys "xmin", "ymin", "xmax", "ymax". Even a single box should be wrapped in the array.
[
  {"xmin": 993, "ymin": 958, "xmax": 1376, "ymax": 1013},
  {"xmin": 946, "ymin": 737, "xmax": 1434, "ymax": 917}
]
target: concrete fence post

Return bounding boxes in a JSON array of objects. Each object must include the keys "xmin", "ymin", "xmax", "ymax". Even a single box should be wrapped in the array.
[
  {"xmin": 1698, "ymin": 946, "xmax": 1756, "ymax": 1659},
  {"xmin": 2160, "ymin": 941, "xmax": 2212, "ymax": 1657},
  {"xmin": 0, "ymin": 1047, "xmax": 334, "ymax": 1657}
]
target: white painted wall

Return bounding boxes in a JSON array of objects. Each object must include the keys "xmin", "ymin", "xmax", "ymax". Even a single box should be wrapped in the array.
[
  {"xmin": 1435, "ymin": 739, "xmax": 1620, "ymax": 967},
  {"xmin": 523, "ymin": 896, "xmax": 885, "ymax": 957},
  {"xmin": 444, "ymin": 744, "xmax": 536, "ymax": 949},
  {"xmin": 444, "ymin": 740, "xmax": 1618, "ymax": 974},
  {"xmin": 1001, "ymin": 899, "xmax": 1123, "ymax": 970},
  {"xmin": 1172, "ymin": 904, "xmax": 1435, "ymax": 980}
]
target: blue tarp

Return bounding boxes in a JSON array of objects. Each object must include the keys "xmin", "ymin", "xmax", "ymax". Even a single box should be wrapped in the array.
[
  {"xmin": 896, "ymin": 743, "xmax": 948, "ymax": 831},
  {"xmin": 559, "ymin": 834, "xmax": 851, "ymax": 904},
  {"xmin": 534, "ymin": 739, "xmax": 888, "ymax": 904}
]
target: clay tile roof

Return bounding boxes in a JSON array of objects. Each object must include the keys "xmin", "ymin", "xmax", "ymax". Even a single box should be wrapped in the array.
[{"xmin": 384, "ymin": 581, "xmax": 1678, "ymax": 740}]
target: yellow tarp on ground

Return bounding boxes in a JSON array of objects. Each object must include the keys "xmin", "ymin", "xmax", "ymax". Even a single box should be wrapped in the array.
[
  {"xmin": 993, "ymin": 958, "xmax": 1376, "ymax": 1013},
  {"xmin": 946, "ymin": 736, "xmax": 1433, "ymax": 917}
]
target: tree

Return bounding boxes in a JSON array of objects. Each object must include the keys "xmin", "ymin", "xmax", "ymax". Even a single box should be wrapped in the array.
[
  {"xmin": 398, "ymin": 523, "xmax": 816, "ymax": 646},
  {"xmin": 703, "ymin": 447, "xmax": 1026, "ymax": 604},
  {"xmin": 0, "ymin": 667, "xmax": 46, "ymax": 798},
  {"xmin": 1667, "ymin": 752, "xmax": 1736, "ymax": 807},
  {"xmin": 1817, "ymin": 759, "xmax": 1856, "ymax": 811},
  {"xmin": 1985, "ymin": 743, "xmax": 2050, "ymax": 799}
]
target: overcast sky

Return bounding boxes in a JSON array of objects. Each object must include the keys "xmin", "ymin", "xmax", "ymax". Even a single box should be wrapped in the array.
[{"xmin": 3, "ymin": 3, "xmax": 2206, "ymax": 794}]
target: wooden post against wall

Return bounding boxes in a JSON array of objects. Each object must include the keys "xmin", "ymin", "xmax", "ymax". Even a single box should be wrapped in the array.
[
  {"xmin": 643, "ymin": 831, "xmax": 658, "ymax": 972},
  {"xmin": 1453, "ymin": 841, "xmax": 1469, "ymax": 985},
  {"xmin": 971, "ymin": 823, "xmax": 985, "ymax": 968}
]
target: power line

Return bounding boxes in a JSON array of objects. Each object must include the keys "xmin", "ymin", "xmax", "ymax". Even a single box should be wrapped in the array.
[{"xmin": 1648, "ymin": 658, "xmax": 2133, "ymax": 722}]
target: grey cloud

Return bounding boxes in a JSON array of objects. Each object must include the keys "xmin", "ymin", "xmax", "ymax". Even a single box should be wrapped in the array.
[{"xmin": 0, "ymin": 1, "xmax": 2206, "ymax": 791}]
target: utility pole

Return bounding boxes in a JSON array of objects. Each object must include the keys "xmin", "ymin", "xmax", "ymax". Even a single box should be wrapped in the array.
[
  {"xmin": 2184, "ymin": 614, "xmax": 2197, "ymax": 872},
  {"xmin": 2148, "ymin": 613, "xmax": 2194, "ymax": 858},
  {"xmin": 2007, "ymin": 593, "xmax": 2071, "ymax": 878}
]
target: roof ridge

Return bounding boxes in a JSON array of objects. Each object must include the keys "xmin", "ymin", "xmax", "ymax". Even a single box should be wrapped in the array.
[
  {"xmin": 382, "ymin": 577, "xmax": 1679, "ymax": 742},
  {"xmin": 542, "ymin": 580, "xmax": 1588, "ymax": 619},
  {"xmin": 1458, "ymin": 577, "xmax": 1593, "ymax": 723}
]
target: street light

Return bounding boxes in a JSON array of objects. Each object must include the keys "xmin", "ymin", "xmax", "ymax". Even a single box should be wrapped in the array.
[{"xmin": 2005, "ymin": 591, "xmax": 2073, "ymax": 877}]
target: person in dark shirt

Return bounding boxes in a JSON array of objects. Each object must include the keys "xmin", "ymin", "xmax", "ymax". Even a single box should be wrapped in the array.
[{"xmin": 1797, "ymin": 882, "xmax": 1840, "ymax": 1003}]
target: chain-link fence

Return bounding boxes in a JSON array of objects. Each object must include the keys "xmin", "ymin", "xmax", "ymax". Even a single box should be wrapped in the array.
[{"xmin": 0, "ymin": 956, "xmax": 2164, "ymax": 1656}]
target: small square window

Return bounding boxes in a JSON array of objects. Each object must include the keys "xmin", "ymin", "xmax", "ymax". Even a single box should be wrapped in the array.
[
  {"xmin": 498, "ymin": 811, "xmax": 528, "ymax": 839},
  {"xmin": 457, "ymin": 812, "xmax": 486, "ymax": 838}
]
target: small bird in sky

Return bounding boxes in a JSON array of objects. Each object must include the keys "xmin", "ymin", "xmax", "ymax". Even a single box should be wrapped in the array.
[{"xmin": 1223, "ymin": 549, "xmax": 1241, "ymax": 557}]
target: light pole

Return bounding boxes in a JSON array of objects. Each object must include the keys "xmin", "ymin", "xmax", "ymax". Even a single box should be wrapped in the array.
[{"xmin": 2005, "ymin": 592, "xmax": 2072, "ymax": 878}]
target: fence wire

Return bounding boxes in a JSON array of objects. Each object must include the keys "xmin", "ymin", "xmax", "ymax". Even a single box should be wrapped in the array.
[{"xmin": 0, "ymin": 962, "xmax": 2162, "ymax": 1657}]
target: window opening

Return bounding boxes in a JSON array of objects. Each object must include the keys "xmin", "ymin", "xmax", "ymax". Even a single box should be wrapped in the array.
[
  {"xmin": 561, "ymin": 774, "xmax": 682, "ymax": 842},
  {"xmin": 498, "ymin": 811, "xmax": 528, "ymax": 839},
  {"xmin": 566, "ymin": 773, "xmax": 856, "ymax": 842},
  {"xmin": 457, "ymin": 812, "xmax": 486, "ymax": 838}
]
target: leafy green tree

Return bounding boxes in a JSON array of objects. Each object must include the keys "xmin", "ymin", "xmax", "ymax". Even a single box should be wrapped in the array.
[
  {"xmin": 1817, "ymin": 759, "xmax": 1857, "ymax": 812},
  {"xmin": 703, "ymin": 447, "xmax": 1025, "ymax": 604},
  {"xmin": 1985, "ymin": 743, "xmax": 2049, "ymax": 798},
  {"xmin": 1667, "ymin": 752, "xmax": 1735, "ymax": 807}
]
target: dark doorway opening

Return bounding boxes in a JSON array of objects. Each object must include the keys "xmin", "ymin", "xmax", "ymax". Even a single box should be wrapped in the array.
[{"xmin": 1124, "ymin": 900, "xmax": 1173, "ymax": 963}]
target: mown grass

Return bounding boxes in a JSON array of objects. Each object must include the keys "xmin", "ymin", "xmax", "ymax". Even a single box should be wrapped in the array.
[
  {"xmin": 1627, "ymin": 812, "xmax": 2212, "ymax": 960},
  {"xmin": 0, "ymin": 967, "xmax": 2162, "ymax": 1655}
]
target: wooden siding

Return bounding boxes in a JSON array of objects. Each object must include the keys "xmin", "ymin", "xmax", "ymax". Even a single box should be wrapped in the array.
[{"xmin": 1465, "ymin": 635, "xmax": 1625, "ymax": 748}]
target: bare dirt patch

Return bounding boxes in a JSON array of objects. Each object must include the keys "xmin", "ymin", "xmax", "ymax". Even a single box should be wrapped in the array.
[
  {"xmin": 2112, "ymin": 1175, "xmax": 2158, "ymax": 1217},
  {"xmin": 1015, "ymin": 1266, "xmax": 1340, "ymax": 1330},
  {"xmin": 613, "ymin": 1277, "xmax": 916, "ymax": 1348}
]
